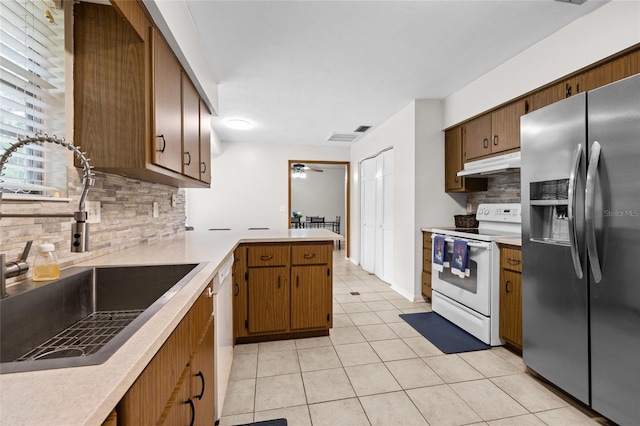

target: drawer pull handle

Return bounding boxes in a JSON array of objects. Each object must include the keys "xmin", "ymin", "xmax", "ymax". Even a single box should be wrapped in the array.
[
  {"xmin": 156, "ymin": 134, "xmax": 166, "ymax": 152},
  {"xmin": 195, "ymin": 371, "xmax": 205, "ymax": 400},
  {"xmin": 186, "ymin": 398, "xmax": 195, "ymax": 426},
  {"xmin": 277, "ymin": 276, "xmax": 281, "ymax": 289},
  {"xmin": 296, "ymin": 275, "xmax": 300, "ymax": 287},
  {"xmin": 260, "ymin": 255, "xmax": 273, "ymax": 261},
  {"xmin": 505, "ymin": 280, "xmax": 511, "ymax": 294},
  {"xmin": 507, "ymin": 258, "xmax": 521, "ymax": 265},
  {"xmin": 234, "ymin": 283, "xmax": 239, "ymax": 296},
  {"xmin": 303, "ymin": 253, "xmax": 316, "ymax": 259}
]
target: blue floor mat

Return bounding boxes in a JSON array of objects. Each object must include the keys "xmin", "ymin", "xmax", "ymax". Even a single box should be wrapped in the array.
[{"xmin": 399, "ymin": 312, "xmax": 490, "ymax": 354}]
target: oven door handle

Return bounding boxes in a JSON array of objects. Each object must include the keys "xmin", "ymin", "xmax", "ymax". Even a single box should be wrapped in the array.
[{"xmin": 442, "ymin": 237, "xmax": 491, "ymax": 249}]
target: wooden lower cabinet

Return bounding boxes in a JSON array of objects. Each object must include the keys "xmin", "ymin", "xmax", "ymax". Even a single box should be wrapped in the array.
[
  {"xmin": 116, "ymin": 282, "xmax": 215, "ymax": 425},
  {"xmin": 247, "ymin": 266, "xmax": 289, "ymax": 334},
  {"xmin": 499, "ymin": 245, "xmax": 523, "ymax": 351},
  {"xmin": 233, "ymin": 241, "xmax": 333, "ymax": 343},
  {"xmin": 291, "ymin": 265, "xmax": 332, "ymax": 330},
  {"xmin": 422, "ymin": 231, "xmax": 433, "ymax": 300}
]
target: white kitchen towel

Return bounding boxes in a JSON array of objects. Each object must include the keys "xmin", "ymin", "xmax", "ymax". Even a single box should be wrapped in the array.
[
  {"xmin": 451, "ymin": 239, "xmax": 470, "ymax": 278},
  {"xmin": 432, "ymin": 235, "xmax": 449, "ymax": 272}
]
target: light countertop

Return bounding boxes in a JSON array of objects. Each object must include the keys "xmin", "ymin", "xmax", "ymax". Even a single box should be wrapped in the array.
[{"xmin": 0, "ymin": 229, "xmax": 339, "ymax": 426}]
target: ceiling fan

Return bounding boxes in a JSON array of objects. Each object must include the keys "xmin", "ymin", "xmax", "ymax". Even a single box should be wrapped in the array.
[{"xmin": 291, "ymin": 163, "xmax": 323, "ymax": 173}]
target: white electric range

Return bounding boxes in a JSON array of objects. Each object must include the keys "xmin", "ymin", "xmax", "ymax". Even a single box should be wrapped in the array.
[{"xmin": 430, "ymin": 203, "xmax": 521, "ymax": 346}]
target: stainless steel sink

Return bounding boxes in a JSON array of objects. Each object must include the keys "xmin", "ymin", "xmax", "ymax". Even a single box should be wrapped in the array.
[{"xmin": 0, "ymin": 262, "xmax": 206, "ymax": 374}]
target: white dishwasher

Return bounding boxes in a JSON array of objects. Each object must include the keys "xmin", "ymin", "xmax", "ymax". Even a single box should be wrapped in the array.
[{"xmin": 213, "ymin": 255, "xmax": 234, "ymax": 422}]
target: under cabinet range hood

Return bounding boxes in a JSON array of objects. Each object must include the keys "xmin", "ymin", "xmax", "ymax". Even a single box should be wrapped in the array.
[{"xmin": 457, "ymin": 151, "xmax": 521, "ymax": 177}]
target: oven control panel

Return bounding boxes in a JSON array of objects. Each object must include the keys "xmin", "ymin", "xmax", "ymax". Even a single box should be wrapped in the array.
[{"xmin": 476, "ymin": 203, "xmax": 521, "ymax": 223}]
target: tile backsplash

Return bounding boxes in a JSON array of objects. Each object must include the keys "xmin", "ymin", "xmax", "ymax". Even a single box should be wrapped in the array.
[
  {"xmin": 466, "ymin": 171, "xmax": 521, "ymax": 212},
  {"xmin": 1, "ymin": 167, "xmax": 185, "ymax": 284}
]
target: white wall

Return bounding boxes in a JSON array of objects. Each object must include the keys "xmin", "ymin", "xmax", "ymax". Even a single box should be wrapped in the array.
[
  {"xmin": 443, "ymin": 0, "xmax": 640, "ymax": 128},
  {"xmin": 291, "ymin": 167, "xmax": 346, "ymax": 236},
  {"xmin": 186, "ymin": 142, "xmax": 349, "ymax": 231},
  {"xmin": 350, "ymin": 100, "xmax": 465, "ymax": 301}
]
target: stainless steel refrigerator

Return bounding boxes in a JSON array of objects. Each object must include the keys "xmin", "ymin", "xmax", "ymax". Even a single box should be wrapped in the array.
[{"xmin": 521, "ymin": 73, "xmax": 639, "ymax": 425}]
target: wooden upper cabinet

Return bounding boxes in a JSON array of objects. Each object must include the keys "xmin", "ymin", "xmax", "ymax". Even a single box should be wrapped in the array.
[
  {"xmin": 152, "ymin": 28, "xmax": 183, "ymax": 174},
  {"xmin": 530, "ymin": 81, "xmax": 565, "ymax": 112},
  {"xmin": 463, "ymin": 114, "xmax": 492, "ymax": 161},
  {"xmin": 463, "ymin": 99, "xmax": 525, "ymax": 163},
  {"xmin": 445, "ymin": 127, "xmax": 487, "ymax": 193},
  {"xmin": 74, "ymin": 2, "xmax": 210, "ymax": 188},
  {"xmin": 182, "ymin": 73, "xmax": 201, "ymax": 179},
  {"xmin": 611, "ymin": 49, "xmax": 640, "ymax": 81},
  {"xmin": 445, "ymin": 127, "xmax": 464, "ymax": 192},
  {"xmin": 491, "ymin": 101, "xmax": 525, "ymax": 154},
  {"xmin": 199, "ymin": 100, "xmax": 212, "ymax": 184}
]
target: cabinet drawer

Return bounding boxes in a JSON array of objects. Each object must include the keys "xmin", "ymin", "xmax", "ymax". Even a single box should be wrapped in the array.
[
  {"xmin": 422, "ymin": 271, "xmax": 432, "ymax": 298},
  {"xmin": 422, "ymin": 249, "xmax": 432, "ymax": 273},
  {"xmin": 291, "ymin": 243, "xmax": 330, "ymax": 265},
  {"xmin": 501, "ymin": 247, "xmax": 522, "ymax": 272},
  {"xmin": 248, "ymin": 245, "xmax": 290, "ymax": 267}
]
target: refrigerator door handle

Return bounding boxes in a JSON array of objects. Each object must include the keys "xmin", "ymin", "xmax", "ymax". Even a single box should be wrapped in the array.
[
  {"xmin": 568, "ymin": 144, "xmax": 583, "ymax": 279},
  {"xmin": 586, "ymin": 141, "xmax": 603, "ymax": 283}
]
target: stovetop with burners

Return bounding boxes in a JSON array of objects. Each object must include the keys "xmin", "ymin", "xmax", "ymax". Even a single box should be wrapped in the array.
[{"xmin": 432, "ymin": 203, "xmax": 522, "ymax": 242}]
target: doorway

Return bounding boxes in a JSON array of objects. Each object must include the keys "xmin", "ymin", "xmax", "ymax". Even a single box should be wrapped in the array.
[{"xmin": 288, "ymin": 160, "xmax": 350, "ymax": 257}]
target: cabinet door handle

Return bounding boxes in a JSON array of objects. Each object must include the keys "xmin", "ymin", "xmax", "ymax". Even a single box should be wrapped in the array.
[
  {"xmin": 184, "ymin": 151, "xmax": 192, "ymax": 166},
  {"xmin": 493, "ymin": 135, "xmax": 498, "ymax": 146},
  {"xmin": 505, "ymin": 280, "xmax": 511, "ymax": 294},
  {"xmin": 156, "ymin": 134, "xmax": 166, "ymax": 153},
  {"xmin": 186, "ymin": 398, "xmax": 195, "ymax": 426},
  {"xmin": 303, "ymin": 253, "xmax": 315, "ymax": 259},
  {"xmin": 195, "ymin": 371, "xmax": 205, "ymax": 400},
  {"xmin": 296, "ymin": 275, "xmax": 299, "ymax": 287},
  {"xmin": 277, "ymin": 275, "xmax": 281, "ymax": 289},
  {"xmin": 234, "ymin": 283, "xmax": 239, "ymax": 296},
  {"xmin": 206, "ymin": 286, "xmax": 214, "ymax": 298},
  {"xmin": 200, "ymin": 161, "xmax": 207, "ymax": 173},
  {"xmin": 507, "ymin": 258, "xmax": 521, "ymax": 265},
  {"xmin": 260, "ymin": 255, "xmax": 273, "ymax": 261},
  {"xmin": 483, "ymin": 138, "xmax": 489, "ymax": 148}
]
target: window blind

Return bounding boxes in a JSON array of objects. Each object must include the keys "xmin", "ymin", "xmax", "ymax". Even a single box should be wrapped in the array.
[{"xmin": 0, "ymin": 0, "xmax": 67, "ymax": 199}]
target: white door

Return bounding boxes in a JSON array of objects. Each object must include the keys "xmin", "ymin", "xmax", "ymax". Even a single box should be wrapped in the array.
[
  {"xmin": 360, "ymin": 158, "xmax": 377, "ymax": 273},
  {"xmin": 360, "ymin": 149, "xmax": 393, "ymax": 283}
]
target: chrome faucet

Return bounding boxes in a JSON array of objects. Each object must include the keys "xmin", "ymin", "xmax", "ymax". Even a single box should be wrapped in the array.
[
  {"xmin": 1, "ymin": 241, "xmax": 33, "ymax": 299},
  {"xmin": 0, "ymin": 133, "xmax": 95, "ymax": 252}
]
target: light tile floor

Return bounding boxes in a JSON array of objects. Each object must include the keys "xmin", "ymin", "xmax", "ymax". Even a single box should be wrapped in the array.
[{"xmin": 220, "ymin": 250, "xmax": 607, "ymax": 426}]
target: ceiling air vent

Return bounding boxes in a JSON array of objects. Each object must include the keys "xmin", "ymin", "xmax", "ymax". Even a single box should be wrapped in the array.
[
  {"xmin": 354, "ymin": 126, "xmax": 371, "ymax": 133},
  {"xmin": 326, "ymin": 133, "xmax": 359, "ymax": 143}
]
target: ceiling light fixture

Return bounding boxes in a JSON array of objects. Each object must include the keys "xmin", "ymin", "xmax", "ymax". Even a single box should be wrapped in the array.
[
  {"xmin": 291, "ymin": 165, "xmax": 306, "ymax": 179},
  {"xmin": 225, "ymin": 118, "xmax": 253, "ymax": 130}
]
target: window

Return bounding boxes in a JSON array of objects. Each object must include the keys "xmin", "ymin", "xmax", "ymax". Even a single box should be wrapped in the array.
[{"xmin": 0, "ymin": 0, "xmax": 67, "ymax": 199}]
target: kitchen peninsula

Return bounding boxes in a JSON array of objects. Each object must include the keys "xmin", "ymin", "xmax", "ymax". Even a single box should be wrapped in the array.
[{"xmin": 0, "ymin": 229, "xmax": 339, "ymax": 426}]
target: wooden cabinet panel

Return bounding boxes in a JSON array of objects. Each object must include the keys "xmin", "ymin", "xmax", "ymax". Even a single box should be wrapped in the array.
[
  {"xmin": 247, "ymin": 245, "xmax": 290, "ymax": 267},
  {"xmin": 151, "ymin": 28, "xmax": 183, "ymax": 173},
  {"xmin": 422, "ymin": 231, "xmax": 433, "ymax": 300},
  {"xmin": 190, "ymin": 282, "xmax": 214, "ymax": 351},
  {"xmin": 530, "ymin": 82, "xmax": 565, "ymax": 112},
  {"xmin": 191, "ymin": 321, "xmax": 215, "ymax": 426},
  {"xmin": 199, "ymin": 99, "xmax": 212, "ymax": 184},
  {"xmin": 291, "ymin": 265, "xmax": 332, "ymax": 330},
  {"xmin": 182, "ymin": 73, "xmax": 201, "ymax": 179},
  {"xmin": 499, "ymin": 245, "xmax": 522, "ymax": 351},
  {"xmin": 463, "ymin": 115, "xmax": 492, "ymax": 161},
  {"xmin": 162, "ymin": 373, "xmax": 191, "ymax": 426},
  {"xmin": 247, "ymin": 267, "xmax": 289, "ymax": 334},
  {"xmin": 501, "ymin": 247, "xmax": 522, "ymax": 273},
  {"xmin": 291, "ymin": 243, "xmax": 331, "ymax": 265},
  {"xmin": 611, "ymin": 49, "xmax": 640, "ymax": 81},
  {"xmin": 491, "ymin": 102, "xmax": 524, "ymax": 154},
  {"xmin": 581, "ymin": 62, "xmax": 613, "ymax": 93},
  {"xmin": 444, "ymin": 127, "xmax": 487, "ymax": 193},
  {"xmin": 499, "ymin": 269, "xmax": 522, "ymax": 350},
  {"xmin": 445, "ymin": 127, "xmax": 464, "ymax": 192}
]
